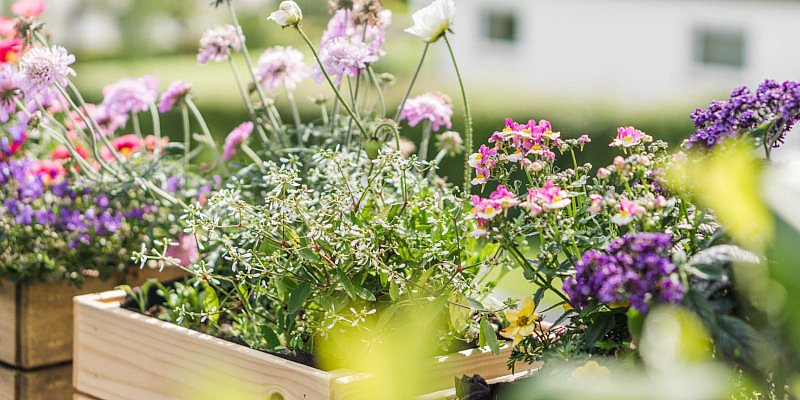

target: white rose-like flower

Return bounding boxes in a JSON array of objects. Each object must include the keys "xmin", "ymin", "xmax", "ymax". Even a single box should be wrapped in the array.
[
  {"xmin": 267, "ymin": 1, "xmax": 303, "ymax": 27},
  {"xmin": 404, "ymin": 0, "xmax": 456, "ymax": 43}
]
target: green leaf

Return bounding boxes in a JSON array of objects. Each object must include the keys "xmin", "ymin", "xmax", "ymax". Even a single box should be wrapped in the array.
[
  {"xmin": 448, "ymin": 293, "xmax": 471, "ymax": 331},
  {"xmin": 376, "ymin": 302, "xmax": 402, "ymax": 330},
  {"xmin": 584, "ymin": 311, "xmax": 615, "ymax": 347},
  {"xmin": 389, "ymin": 279, "xmax": 400, "ymax": 301},
  {"xmin": 319, "ymin": 295, "xmax": 335, "ymax": 312},
  {"xmin": 479, "ymin": 316, "xmax": 500, "ymax": 355},
  {"xmin": 259, "ymin": 325, "xmax": 282, "ymax": 348},
  {"xmin": 287, "ymin": 282, "xmax": 311, "ymax": 314},
  {"xmin": 417, "ymin": 266, "xmax": 436, "ymax": 287},
  {"xmin": 298, "ymin": 248, "xmax": 320, "ymax": 263},
  {"xmin": 337, "ymin": 268, "xmax": 359, "ymax": 300},
  {"xmin": 688, "ymin": 245, "xmax": 760, "ymax": 271},
  {"xmin": 627, "ymin": 308, "xmax": 645, "ymax": 345},
  {"xmin": 201, "ymin": 283, "xmax": 220, "ymax": 324},
  {"xmin": 712, "ymin": 315, "xmax": 763, "ymax": 369}
]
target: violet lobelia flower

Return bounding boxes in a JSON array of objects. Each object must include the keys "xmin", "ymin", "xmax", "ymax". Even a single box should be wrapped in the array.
[
  {"xmin": 158, "ymin": 80, "xmax": 192, "ymax": 113},
  {"xmin": 255, "ymin": 46, "xmax": 309, "ymax": 92},
  {"xmin": 400, "ymin": 92, "xmax": 453, "ymax": 132},
  {"xmin": 222, "ymin": 121, "xmax": 254, "ymax": 160},
  {"xmin": 197, "ymin": 25, "xmax": 243, "ymax": 65},
  {"xmin": 18, "ymin": 45, "xmax": 76, "ymax": 95},
  {"xmin": 563, "ymin": 232, "xmax": 684, "ymax": 313},
  {"xmin": 101, "ymin": 75, "xmax": 159, "ymax": 116}
]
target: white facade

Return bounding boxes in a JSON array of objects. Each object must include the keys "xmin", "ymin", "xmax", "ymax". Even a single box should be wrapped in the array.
[{"xmin": 437, "ymin": 0, "xmax": 800, "ymax": 105}]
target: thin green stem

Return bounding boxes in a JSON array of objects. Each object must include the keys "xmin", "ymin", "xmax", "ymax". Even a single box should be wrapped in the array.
[
  {"xmin": 148, "ymin": 102, "xmax": 162, "ymax": 158},
  {"xmin": 374, "ymin": 121, "xmax": 408, "ymax": 204},
  {"xmin": 295, "ymin": 25, "xmax": 368, "ymax": 139},
  {"xmin": 394, "ymin": 43, "xmax": 429, "ymax": 121},
  {"xmin": 367, "ymin": 65, "xmax": 386, "ymax": 117},
  {"xmin": 181, "ymin": 103, "xmax": 191, "ymax": 167},
  {"xmin": 443, "ymin": 34, "xmax": 473, "ymax": 195},
  {"xmin": 227, "ymin": 55, "xmax": 271, "ymax": 145},
  {"xmin": 241, "ymin": 143, "xmax": 264, "ymax": 165},
  {"xmin": 186, "ymin": 98, "xmax": 229, "ymax": 175},
  {"xmin": 418, "ymin": 120, "xmax": 433, "ymax": 161}
]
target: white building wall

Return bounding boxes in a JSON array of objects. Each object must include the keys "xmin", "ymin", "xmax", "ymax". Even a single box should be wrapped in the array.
[{"xmin": 440, "ymin": 0, "xmax": 800, "ymax": 105}]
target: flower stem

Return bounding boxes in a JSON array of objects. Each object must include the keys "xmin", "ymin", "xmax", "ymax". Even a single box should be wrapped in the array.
[
  {"xmin": 241, "ymin": 143, "xmax": 264, "ymax": 165},
  {"xmin": 295, "ymin": 25, "xmax": 368, "ymax": 139},
  {"xmin": 443, "ymin": 34, "xmax": 473, "ymax": 195},
  {"xmin": 181, "ymin": 103, "xmax": 191, "ymax": 167},
  {"xmin": 418, "ymin": 120, "xmax": 432, "ymax": 161},
  {"xmin": 226, "ymin": 55, "xmax": 271, "ymax": 145},
  {"xmin": 149, "ymin": 102, "xmax": 162, "ymax": 158},
  {"xmin": 367, "ymin": 65, "xmax": 386, "ymax": 117},
  {"xmin": 186, "ymin": 98, "xmax": 229, "ymax": 175},
  {"xmin": 394, "ymin": 43, "xmax": 429, "ymax": 121}
]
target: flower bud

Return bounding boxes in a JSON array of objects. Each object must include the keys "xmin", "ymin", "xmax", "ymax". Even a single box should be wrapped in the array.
[
  {"xmin": 438, "ymin": 131, "xmax": 463, "ymax": 154},
  {"xmin": 268, "ymin": 1, "xmax": 303, "ymax": 27},
  {"xmin": 530, "ymin": 161, "xmax": 543, "ymax": 172},
  {"xmin": 613, "ymin": 156, "xmax": 626, "ymax": 168},
  {"xmin": 597, "ymin": 167, "xmax": 610, "ymax": 179}
]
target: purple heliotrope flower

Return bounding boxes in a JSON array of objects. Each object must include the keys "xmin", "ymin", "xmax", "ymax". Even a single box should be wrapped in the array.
[
  {"xmin": 197, "ymin": 25, "xmax": 243, "ymax": 65},
  {"xmin": 563, "ymin": 232, "xmax": 684, "ymax": 312},
  {"xmin": 314, "ymin": 37, "xmax": 377, "ymax": 85},
  {"xmin": 222, "ymin": 121, "xmax": 254, "ymax": 160},
  {"xmin": 158, "ymin": 80, "xmax": 192, "ymax": 113},
  {"xmin": 687, "ymin": 79, "xmax": 800, "ymax": 149},
  {"xmin": 255, "ymin": 46, "xmax": 309, "ymax": 92},
  {"xmin": 18, "ymin": 45, "xmax": 76, "ymax": 95},
  {"xmin": 101, "ymin": 75, "xmax": 159, "ymax": 116},
  {"xmin": 400, "ymin": 92, "xmax": 453, "ymax": 132}
]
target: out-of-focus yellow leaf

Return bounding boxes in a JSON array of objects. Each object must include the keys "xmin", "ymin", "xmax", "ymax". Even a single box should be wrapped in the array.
[{"xmin": 667, "ymin": 140, "xmax": 773, "ymax": 252}]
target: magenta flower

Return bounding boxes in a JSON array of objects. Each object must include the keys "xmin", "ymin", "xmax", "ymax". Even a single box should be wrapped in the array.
[
  {"xmin": 519, "ymin": 188, "xmax": 544, "ymax": 216},
  {"xmin": 166, "ymin": 234, "xmax": 200, "ymax": 267},
  {"xmin": 469, "ymin": 195, "xmax": 502, "ymax": 237},
  {"xmin": 315, "ymin": 37, "xmax": 377, "ymax": 85},
  {"xmin": 222, "ymin": 121, "xmax": 254, "ymax": 160},
  {"xmin": 101, "ymin": 75, "xmax": 159, "ymax": 115},
  {"xmin": 18, "ymin": 45, "xmax": 75, "ymax": 94},
  {"xmin": 489, "ymin": 185, "xmax": 519, "ymax": 210},
  {"xmin": 468, "ymin": 144, "xmax": 497, "ymax": 185},
  {"xmin": 197, "ymin": 25, "xmax": 243, "ymax": 65},
  {"xmin": 534, "ymin": 180, "xmax": 571, "ymax": 210},
  {"xmin": 158, "ymin": 80, "xmax": 192, "ymax": 113},
  {"xmin": 611, "ymin": 198, "xmax": 645, "ymax": 225},
  {"xmin": 400, "ymin": 92, "xmax": 453, "ymax": 132},
  {"xmin": 578, "ymin": 134, "xmax": 591, "ymax": 145},
  {"xmin": 610, "ymin": 126, "xmax": 650, "ymax": 148},
  {"xmin": 255, "ymin": 46, "xmax": 309, "ymax": 92}
]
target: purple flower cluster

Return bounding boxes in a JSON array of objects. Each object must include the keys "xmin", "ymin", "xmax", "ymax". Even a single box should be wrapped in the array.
[
  {"xmin": 563, "ymin": 232, "xmax": 685, "ymax": 312},
  {"xmin": 687, "ymin": 79, "xmax": 800, "ymax": 149},
  {"xmin": 0, "ymin": 157, "xmax": 153, "ymax": 249}
]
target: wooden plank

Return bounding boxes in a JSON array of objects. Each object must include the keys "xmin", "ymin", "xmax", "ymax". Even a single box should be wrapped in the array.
[
  {"xmin": 74, "ymin": 290, "xmax": 541, "ymax": 400},
  {"xmin": 2, "ymin": 267, "xmax": 185, "ymax": 370},
  {"xmin": 0, "ymin": 362, "xmax": 72, "ymax": 400},
  {"xmin": 0, "ymin": 281, "xmax": 18, "ymax": 367},
  {"xmin": 73, "ymin": 291, "xmax": 333, "ymax": 400}
]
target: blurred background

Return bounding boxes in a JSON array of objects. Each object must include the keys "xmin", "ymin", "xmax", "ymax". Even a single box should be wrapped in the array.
[{"xmin": 2, "ymin": 0, "xmax": 799, "ymax": 178}]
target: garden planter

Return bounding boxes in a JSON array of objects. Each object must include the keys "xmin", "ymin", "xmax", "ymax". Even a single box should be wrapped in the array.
[
  {"xmin": 0, "ymin": 362, "xmax": 71, "ymax": 400},
  {"xmin": 0, "ymin": 267, "xmax": 185, "ymax": 370},
  {"xmin": 73, "ymin": 290, "xmax": 541, "ymax": 400}
]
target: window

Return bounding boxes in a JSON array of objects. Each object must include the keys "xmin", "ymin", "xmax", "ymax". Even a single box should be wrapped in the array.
[
  {"xmin": 694, "ymin": 28, "xmax": 746, "ymax": 69},
  {"xmin": 482, "ymin": 9, "xmax": 518, "ymax": 43}
]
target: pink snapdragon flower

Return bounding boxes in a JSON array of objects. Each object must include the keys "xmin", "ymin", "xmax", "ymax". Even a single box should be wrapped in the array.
[
  {"xmin": 256, "ymin": 46, "xmax": 309, "ymax": 92},
  {"xmin": 158, "ymin": 80, "xmax": 192, "ymax": 113},
  {"xmin": 610, "ymin": 126, "xmax": 651, "ymax": 148},
  {"xmin": 611, "ymin": 198, "xmax": 646, "ymax": 225},
  {"xmin": 11, "ymin": 0, "xmax": 45, "ymax": 18},
  {"xmin": 578, "ymin": 134, "xmax": 591, "ymax": 145},
  {"xmin": 489, "ymin": 185, "xmax": 520, "ymax": 210},
  {"xmin": 222, "ymin": 121, "xmax": 254, "ymax": 160},
  {"xmin": 468, "ymin": 144, "xmax": 497, "ymax": 185},
  {"xmin": 534, "ymin": 180, "xmax": 571, "ymax": 210},
  {"xmin": 488, "ymin": 118, "xmax": 563, "ymax": 165},
  {"xmin": 519, "ymin": 188, "xmax": 544, "ymax": 216},
  {"xmin": 400, "ymin": 92, "xmax": 453, "ymax": 132},
  {"xmin": 469, "ymin": 195, "xmax": 501, "ymax": 237}
]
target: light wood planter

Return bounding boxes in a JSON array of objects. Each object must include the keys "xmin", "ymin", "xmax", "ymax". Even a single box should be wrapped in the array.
[
  {"xmin": 74, "ymin": 290, "xmax": 541, "ymax": 400},
  {"xmin": 0, "ymin": 268, "xmax": 184, "ymax": 370}
]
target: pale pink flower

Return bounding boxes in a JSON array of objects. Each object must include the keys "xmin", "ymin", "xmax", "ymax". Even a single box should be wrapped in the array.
[
  {"xmin": 11, "ymin": 0, "xmax": 45, "ymax": 18},
  {"xmin": 101, "ymin": 75, "xmax": 159, "ymax": 115},
  {"xmin": 158, "ymin": 80, "xmax": 192, "ymax": 113},
  {"xmin": 610, "ymin": 126, "xmax": 651, "ymax": 148},
  {"xmin": 222, "ymin": 121, "xmax": 254, "ymax": 160},
  {"xmin": 489, "ymin": 185, "xmax": 519, "ymax": 210},
  {"xmin": 389, "ymin": 137, "xmax": 417, "ymax": 158},
  {"xmin": 520, "ymin": 189, "xmax": 544, "ymax": 216},
  {"xmin": 535, "ymin": 180, "xmax": 571, "ymax": 210},
  {"xmin": 588, "ymin": 194, "xmax": 603, "ymax": 214},
  {"xmin": 315, "ymin": 37, "xmax": 377, "ymax": 85},
  {"xmin": 597, "ymin": 167, "xmax": 611, "ymax": 179},
  {"xmin": 400, "ymin": 92, "xmax": 453, "ymax": 132},
  {"xmin": 578, "ymin": 134, "xmax": 591, "ymax": 144},
  {"xmin": 18, "ymin": 45, "xmax": 75, "ymax": 94},
  {"xmin": 166, "ymin": 234, "xmax": 200, "ymax": 267},
  {"xmin": 256, "ymin": 46, "xmax": 309, "ymax": 91},
  {"xmin": 611, "ymin": 198, "xmax": 645, "ymax": 225},
  {"xmin": 197, "ymin": 25, "xmax": 243, "ymax": 65}
]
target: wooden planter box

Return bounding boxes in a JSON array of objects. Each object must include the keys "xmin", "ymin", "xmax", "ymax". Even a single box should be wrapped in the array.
[
  {"xmin": 0, "ymin": 268, "xmax": 184, "ymax": 370},
  {"xmin": 0, "ymin": 362, "xmax": 72, "ymax": 400},
  {"xmin": 73, "ymin": 290, "xmax": 541, "ymax": 400}
]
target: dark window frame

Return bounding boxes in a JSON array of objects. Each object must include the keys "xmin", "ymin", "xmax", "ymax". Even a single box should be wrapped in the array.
[
  {"xmin": 693, "ymin": 27, "xmax": 747, "ymax": 69},
  {"xmin": 481, "ymin": 8, "xmax": 518, "ymax": 44}
]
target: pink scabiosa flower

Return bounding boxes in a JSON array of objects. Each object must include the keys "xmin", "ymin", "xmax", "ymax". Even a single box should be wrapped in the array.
[
  {"xmin": 611, "ymin": 198, "xmax": 645, "ymax": 225},
  {"xmin": 438, "ymin": 130, "xmax": 463, "ymax": 154},
  {"xmin": 68, "ymin": 103, "xmax": 129, "ymax": 136},
  {"xmin": 166, "ymin": 234, "xmax": 200, "ymax": 267},
  {"xmin": 389, "ymin": 137, "xmax": 417, "ymax": 158},
  {"xmin": 18, "ymin": 45, "xmax": 76, "ymax": 95},
  {"xmin": 255, "ymin": 46, "xmax": 309, "ymax": 92},
  {"xmin": 222, "ymin": 121, "xmax": 254, "ymax": 161},
  {"xmin": 11, "ymin": 0, "xmax": 45, "ymax": 18},
  {"xmin": 400, "ymin": 92, "xmax": 453, "ymax": 132},
  {"xmin": 315, "ymin": 37, "xmax": 377, "ymax": 85},
  {"xmin": 610, "ymin": 126, "xmax": 651, "ymax": 148},
  {"xmin": 158, "ymin": 80, "xmax": 192, "ymax": 113},
  {"xmin": 489, "ymin": 185, "xmax": 520, "ymax": 211},
  {"xmin": 321, "ymin": 6, "xmax": 391, "ymax": 61},
  {"xmin": 197, "ymin": 24, "xmax": 243, "ymax": 65},
  {"xmin": 101, "ymin": 75, "xmax": 159, "ymax": 115},
  {"xmin": 535, "ymin": 180, "xmax": 571, "ymax": 210},
  {"xmin": 0, "ymin": 64, "xmax": 20, "ymax": 123}
]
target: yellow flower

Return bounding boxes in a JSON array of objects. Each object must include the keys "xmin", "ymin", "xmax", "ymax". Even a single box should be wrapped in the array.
[
  {"xmin": 499, "ymin": 296, "xmax": 540, "ymax": 346},
  {"xmin": 571, "ymin": 360, "xmax": 611, "ymax": 380}
]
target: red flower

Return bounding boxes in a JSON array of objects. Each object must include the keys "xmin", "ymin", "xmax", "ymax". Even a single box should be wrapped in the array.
[
  {"xmin": 51, "ymin": 144, "xmax": 88, "ymax": 161},
  {"xmin": 101, "ymin": 134, "xmax": 142, "ymax": 162},
  {"xmin": 0, "ymin": 38, "xmax": 22, "ymax": 64}
]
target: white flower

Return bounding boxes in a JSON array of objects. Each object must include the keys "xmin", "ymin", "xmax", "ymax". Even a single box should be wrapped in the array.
[
  {"xmin": 268, "ymin": 1, "xmax": 303, "ymax": 27},
  {"xmin": 405, "ymin": 0, "xmax": 456, "ymax": 43}
]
